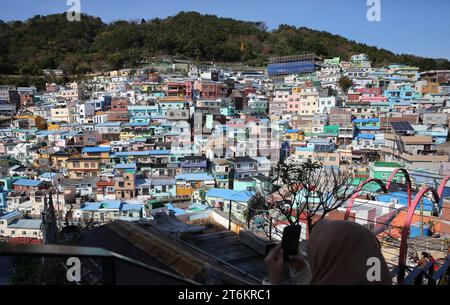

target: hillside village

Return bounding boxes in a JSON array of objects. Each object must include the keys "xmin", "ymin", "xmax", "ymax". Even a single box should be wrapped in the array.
[{"xmin": 0, "ymin": 52, "xmax": 450, "ymax": 284}]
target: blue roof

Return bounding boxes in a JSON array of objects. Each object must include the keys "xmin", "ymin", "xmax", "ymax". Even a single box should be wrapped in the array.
[
  {"xmin": 63, "ymin": 131, "xmax": 82, "ymax": 138},
  {"xmin": 376, "ymin": 192, "xmax": 434, "ymax": 212},
  {"xmin": 96, "ymin": 122, "xmax": 121, "ymax": 127},
  {"xmin": 356, "ymin": 133, "xmax": 375, "ymax": 139},
  {"xmin": 113, "ymin": 151, "xmax": 150, "ymax": 157},
  {"xmin": 176, "ymin": 173, "xmax": 214, "ymax": 181},
  {"xmin": 357, "ymin": 126, "xmax": 380, "ymax": 130},
  {"xmin": 82, "ymin": 146, "xmax": 110, "ymax": 154},
  {"xmin": 113, "ymin": 150, "xmax": 170, "ymax": 157},
  {"xmin": 121, "ymin": 203, "xmax": 144, "ymax": 212},
  {"xmin": 40, "ymin": 172, "xmax": 58, "ymax": 179},
  {"xmin": 206, "ymin": 188, "xmax": 255, "ymax": 202},
  {"xmin": 81, "ymin": 203, "xmax": 102, "ymax": 211},
  {"xmin": 188, "ymin": 203, "xmax": 209, "ymax": 211},
  {"xmin": 128, "ymin": 139, "xmax": 146, "ymax": 143},
  {"xmin": 81, "ymin": 200, "xmax": 145, "ymax": 212},
  {"xmin": 166, "ymin": 203, "xmax": 187, "ymax": 216},
  {"xmin": 0, "ymin": 211, "xmax": 22, "ymax": 220},
  {"xmin": 36, "ymin": 130, "xmax": 66, "ymax": 136},
  {"xmin": 8, "ymin": 219, "xmax": 42, "ymax": 230},
  {"xmin": 148, "ymin": 149, "xmax": 171, "ymax": 155},
  {"xmin": 13, "ymin": 179, "xmax": 43, "ymax": 187},
  {"xmin": 114, "ymin": 163, "xmax": 137, "ymax": 169},
  {"xmin": 126, "ymin": 122, "xmax": 150, "ymax": 127},
  {"xmin": 81, "ymin": 200, "xmax": 122, "ymax": 211},
  {"xmin": 99, "ymin": 200, "xmax": 122, "ymax": 209},
  {"xmin": 136, "ymin": 178, "xmax": 176, "ymax": 186},
  {"xmin": 353, "ymin": 118, "xmax": 379, "ymax": 123}
]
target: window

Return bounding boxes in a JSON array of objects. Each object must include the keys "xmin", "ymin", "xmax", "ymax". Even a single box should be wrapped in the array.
[
  {"xmin": 11, "ymin": 230, "xmax": 15, "ymax": 235},
  {"xmin": 22, "ymin": 231, "xmax": 27, "ymax": 235}
]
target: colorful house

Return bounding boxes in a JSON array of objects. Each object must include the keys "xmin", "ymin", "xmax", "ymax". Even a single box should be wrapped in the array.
[{"xmin": 369, "ymin": 161, "xmax": 404, "ymax": 182}]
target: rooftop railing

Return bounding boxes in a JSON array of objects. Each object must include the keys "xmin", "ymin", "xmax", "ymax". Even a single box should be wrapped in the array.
[{"xmin": 0, "ymin": 243, "xmax": 198, "ymax": 285}]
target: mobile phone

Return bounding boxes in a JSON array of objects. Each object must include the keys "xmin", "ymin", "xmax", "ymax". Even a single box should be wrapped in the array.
[{"xmin": 281, "ymin": 225, "xmax": 301, "ymax": 261}]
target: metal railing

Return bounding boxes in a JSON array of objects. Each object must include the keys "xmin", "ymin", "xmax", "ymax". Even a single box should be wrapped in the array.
[
  {"xmin": 0, "ymin": 243, "xmax": 198, "ymax": 285},
  {"xmin": 397, "ymin": 256, "xmax": 450, "ymax": 285}
]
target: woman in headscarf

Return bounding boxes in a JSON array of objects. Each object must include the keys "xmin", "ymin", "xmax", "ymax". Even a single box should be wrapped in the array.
[{"xmin": 264, "ymin": 219, "xmax": 392, "ymax": 285}]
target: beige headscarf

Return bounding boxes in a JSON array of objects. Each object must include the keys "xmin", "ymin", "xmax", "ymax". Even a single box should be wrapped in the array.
[{"xmin": 307, "ymin": 220, "xmax": 392, "ymax": 285}]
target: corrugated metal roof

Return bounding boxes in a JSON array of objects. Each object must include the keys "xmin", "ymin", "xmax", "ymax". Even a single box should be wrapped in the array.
[
  {"xmin": 113, "ymin": 150, "xmax": 170, "ymax": 157},
  {"xmin": 121, "ymin": 203, "xmax": 144, "ymax": 212},
  {"xmin": 81, "ymin": 202, "xmax": 102, "ymax": 211},
  {"xmin": 175, "ymin": 173, "xmax": 214, "ymax": 181},
  {"xmin": 13, "ymin": 179, "xmax": 43, "ymax": 187},
  {"xmin": 8, "ymin": 219, "xmax": 42, "ymax": 230},
  {"xmin": 0, "ymin": 211, "xmax": 22, "ymax": 220},
  {"xmin": 206, "ymin": 188, "xmax": 254, "ymax": 202},
  {"xmin": 353, "ymin": 118, "xmax": 379, "ymax": 123},
  {"xmin": 82, "ymin": 146, "xmax": 110, "ymax": 153}
]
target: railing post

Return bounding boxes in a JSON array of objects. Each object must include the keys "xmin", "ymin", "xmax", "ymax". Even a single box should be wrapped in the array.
[
  {"xmin": 397, "ymin": 265, "xmax": 405, "ymax": 283},
  {"xmin": 228, "ymin": 200, "xmax": 232, "ymax": 230},
  {"xmin": 413, "ymin": 271, "xmax": 423, "ymax": 285},
  {"xmin": 102, "ymin": 258, "xmax": 116, "ymax": 285},
  {"xmin": 269, "ymin": 217, "xmax": 273, "ymax": 240}
]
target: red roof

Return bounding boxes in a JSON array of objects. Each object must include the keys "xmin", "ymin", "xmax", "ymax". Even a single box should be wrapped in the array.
[{"xmin": 8, "ymin": 237, "xmax": 43, "ymax": 244}]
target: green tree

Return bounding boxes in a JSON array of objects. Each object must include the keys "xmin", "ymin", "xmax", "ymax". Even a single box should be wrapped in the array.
[{"xmin": 339, "ymin": 76, "xmax": 353, "ymax": 93}]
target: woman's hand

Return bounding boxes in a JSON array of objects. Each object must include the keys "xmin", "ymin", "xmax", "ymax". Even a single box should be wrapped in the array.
[
  {"xmin": 288, "ymin": 254, "xmax": 307, "ymax": 272},
  {"xmin": 264, "ymin": 244, "xmax": 284, "ymax": 284}
]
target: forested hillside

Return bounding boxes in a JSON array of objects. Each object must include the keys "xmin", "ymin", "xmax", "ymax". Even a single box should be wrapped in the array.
[{"xmin": 1, "ymin": 11, "xmax": 449, "ymax": 76}]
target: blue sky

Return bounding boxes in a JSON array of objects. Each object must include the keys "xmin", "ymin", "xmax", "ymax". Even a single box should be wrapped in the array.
[{"xmin": 1, "ymin": 0, "xmax": 449, "ymax": 59}]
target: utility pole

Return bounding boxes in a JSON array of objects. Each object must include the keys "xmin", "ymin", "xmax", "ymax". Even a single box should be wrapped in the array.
[{"xmin": 420, "ymin": 198, "xmax": 424, "ymax": 237}]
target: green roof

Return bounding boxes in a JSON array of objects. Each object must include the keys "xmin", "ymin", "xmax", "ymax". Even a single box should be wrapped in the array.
[
  {"xmin": 324, "ymin": 125, "xmax": 339, "ymax": 133},
  {"xmin": 373, "ymin": 162, "xmax": 402, "ymax": 168},
  {"xmin": 361, "ymin": 182, "xmax": 385, "ymax": 192},
  {"xmin": 349, "ymin": 181, "xmax": 384, "ymax": 192}
]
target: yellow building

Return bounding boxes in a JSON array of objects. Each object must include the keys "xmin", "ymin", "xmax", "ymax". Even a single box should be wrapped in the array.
[
  {"xmin": 82, "ymin": 149, "xmax": 111, "ymax": 164},
  {"xmin": 50, "ymin": 107, "xmax": 73, "ymax": 123},
  {"xmin": 284, "ymin": 130, "xmax": 305, "ymax": 143},
  {"xmin": 66, "ymin": 158, "xmax": 100, "ymax": 179},
  {"xmin": 47, "ymin": 123, "xmax": 60, "ymax": 130},
  {"xmin": 50, "ymin": 151, "xmax": 79, "ymax": 169},
  {"xmin": 119, "ymin": 131, "xmax": 136, "ymax": 141},
  {"xmin": 292, "ymin": 147, "xmax": 341, "ymax": 168},
  {"xmin": 420, "ymin": 82, "xmax": 440, "ymax": 95},
  {"xmin": 14, "ymin": 114, "xmax": 47, "ymax": 130},
  {"xmin": 115, "ymin": 171, "xmax": 136, "ymax": 199},
  {"xmin": 176, "ymin": 182, "xmax": 193, "ymax": 197}
]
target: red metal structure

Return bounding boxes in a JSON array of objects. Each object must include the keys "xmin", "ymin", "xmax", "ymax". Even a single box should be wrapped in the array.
[
  {"xmin": 397, "ymin": 186, "xmax": 440, "ymax": 282},
  {"xmin": 342, "ymin": 169, "xmax": 449, "ymax": 283},
  {"xmin": 437, "ymin": 175, "xmax": 450, "ymax": 200},
  {"xmin": 344, "ymin": 178, "xmax": 388, "ymax": 220},
  {"xmin": 385, "ymin": 168, "xmax": 412, "ymax": 208}
]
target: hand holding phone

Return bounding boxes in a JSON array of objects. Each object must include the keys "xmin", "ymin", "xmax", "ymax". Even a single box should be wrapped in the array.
[{"xmin": 281, "ymin": 225, "xmax": 301, "ymax": 262}]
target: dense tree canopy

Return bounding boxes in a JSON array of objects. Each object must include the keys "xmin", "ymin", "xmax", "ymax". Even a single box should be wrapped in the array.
[
  {"xmin": 1, "ymin": 11, "xmax": 449, "ymax": 76},
  {"xmin": 339, "ymin": 76, "xmax": 353, "ymax": 93}
]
